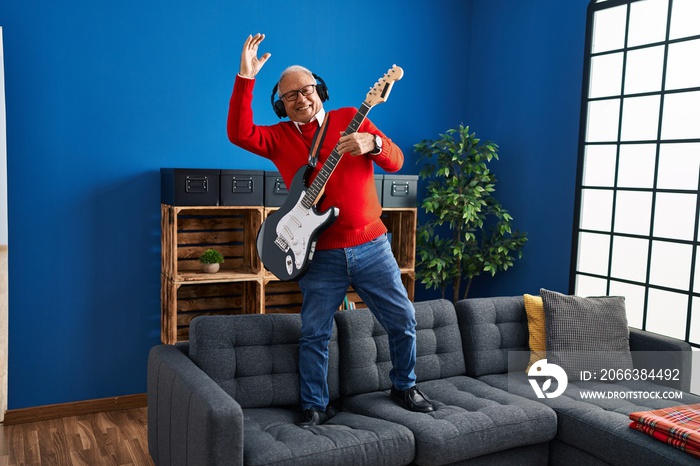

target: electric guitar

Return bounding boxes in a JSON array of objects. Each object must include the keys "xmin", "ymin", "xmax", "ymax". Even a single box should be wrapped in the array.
[{"xmin": 256, "ymin": 65, "xmax": 404, "ymax": 281}]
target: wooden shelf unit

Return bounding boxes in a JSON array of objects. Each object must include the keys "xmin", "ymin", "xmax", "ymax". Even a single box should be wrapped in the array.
[{"xmin": 161, "ymin": 204, "xmax": 417, "ymax": 343}]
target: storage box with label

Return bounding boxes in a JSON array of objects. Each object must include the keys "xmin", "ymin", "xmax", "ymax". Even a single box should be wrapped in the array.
[
  {"xmin": 160, "ymin": 168, "xmax": 220, "ymax": 206},
  {"xmin": 220, "ymin": 169, "xmax": 264, "ymax": 206},
  {"xmin": 264, "ymin": 171, "xmax": 289, "ymax": 207},
  {"xmin": 382, "ymin": 174, "xmax": 418, "ymax": 207}
]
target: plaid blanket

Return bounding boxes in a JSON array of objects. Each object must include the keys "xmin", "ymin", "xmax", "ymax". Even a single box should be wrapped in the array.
[{"xmin": 629, "ymin": 403, "xmax": 700, "ymax": 459}]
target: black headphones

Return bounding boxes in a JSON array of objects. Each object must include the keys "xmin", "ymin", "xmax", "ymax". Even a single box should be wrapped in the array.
[{"xmin": 270, "ymin": 72, "xmax": 329, "ymax": 119}]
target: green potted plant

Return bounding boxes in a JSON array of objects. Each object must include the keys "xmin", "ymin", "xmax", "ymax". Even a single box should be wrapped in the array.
[
  {"xmin": 199, "ymin": 248, "xmax": 224, "ymax": 274},
  {"xmin": 414, "ymin": 124, "xmax": 527, "ymax": 302}
]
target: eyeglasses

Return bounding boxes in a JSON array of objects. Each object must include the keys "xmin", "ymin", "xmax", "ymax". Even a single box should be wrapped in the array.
[{"xmin": 279, "ymin": 84, "xmax": 317, "ymax": 102}]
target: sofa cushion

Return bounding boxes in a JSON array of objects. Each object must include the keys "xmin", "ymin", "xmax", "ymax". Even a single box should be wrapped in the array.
[
  {"xmin": 337, "ymin": 298, "xmax": 557, "ymax": 465},
  {"xmin": 524, "ymin": 294, "xmax": 546, "ymax": 371},
  {"xmin": 189, "ymin": 313, "xmax": 339, "ymax": 408},
  {"xmin": 455, "ymin": 296, "xmax": 529, "ymax": 377},
  {"xmin": 342, "ymin": 376, "xmax": 557, "ymax": 465},
  {"xmin": 541, "ymin": 288, "xmax": 633, "ymax": 381},
  {"xmin": 243, "ymin": 407, "xmax": 415, "ymax": 466},
  {"xmin": 335, "ymin": 299, "xmax": 466, "ymax": 396},
  {"xmin": 479, "ymin": 372, "xmax": 700, "ymax": 465}
]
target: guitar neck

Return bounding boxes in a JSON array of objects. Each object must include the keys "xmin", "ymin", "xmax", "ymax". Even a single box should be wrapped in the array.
[{"xmin": 302, "ymin": 102, "xmax": 373, "ymax": 208}]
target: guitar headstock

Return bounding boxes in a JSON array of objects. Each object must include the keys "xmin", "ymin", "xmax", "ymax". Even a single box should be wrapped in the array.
[{"xmin": 365, "ymin": 65, "xmax": 404, "ymax": 107}]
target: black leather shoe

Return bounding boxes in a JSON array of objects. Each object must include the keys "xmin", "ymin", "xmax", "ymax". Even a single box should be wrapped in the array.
[
  {"xmin": 298, "ymin": 406, "xmax": 336, "ymax": 428},
  {"xmin": 390, "ymin": 385, "xmax": 434, "ymax": 413}
]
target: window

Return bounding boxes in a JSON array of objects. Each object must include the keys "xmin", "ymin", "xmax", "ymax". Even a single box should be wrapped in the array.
[{"xmin": 572, "ymin": 0, "xmax": 700, "ymax": 344}]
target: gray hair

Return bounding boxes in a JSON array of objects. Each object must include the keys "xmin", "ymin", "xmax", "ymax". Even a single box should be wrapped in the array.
[{"xmin": 277, "ymin": 65, "xmax": 314, "ymax": 94}]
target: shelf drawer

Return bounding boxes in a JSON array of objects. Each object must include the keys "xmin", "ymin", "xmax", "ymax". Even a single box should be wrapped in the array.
[
  {"xmin": 161, "ymin": 277, "xmax": 263, "ymax": 343},
  {"xmin": 381, "ymin": 208, "xmax": 417, "ymax": 270},
  {"xmin": 161, "ymin": 205, "xmax": 264, "ymax": 280}
]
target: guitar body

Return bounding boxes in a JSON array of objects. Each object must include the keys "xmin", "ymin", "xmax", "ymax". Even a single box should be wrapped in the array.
[{"xmin": 256, "ymin": 166, "xmax": 339, "ymax": 281}]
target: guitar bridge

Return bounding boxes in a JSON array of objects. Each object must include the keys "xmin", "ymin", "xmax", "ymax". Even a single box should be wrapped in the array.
[{"xmin": 274, "ymin": 236, "xmax": 290, "ymax": 252}]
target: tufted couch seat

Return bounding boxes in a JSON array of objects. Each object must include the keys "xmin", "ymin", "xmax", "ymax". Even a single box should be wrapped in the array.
[
  {"xmin": 148, "ymin": 297, "xmax": 699, "ymax": 465},
  {"xmin": 457, "ymin": 296, "xmax": 700, "ymax": 466},
  {"xmin": 335, "ymin": 300, "xmax": 556, "ymax": 465},
  {"xmin": 148, "ymin": 313, "xmax": 415, "ymax": 466}
]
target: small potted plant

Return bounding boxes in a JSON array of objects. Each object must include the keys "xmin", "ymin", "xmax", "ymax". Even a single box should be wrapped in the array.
[{"xmin": 199, "ymin": 248, "xmax": 224, "ymax": 274}]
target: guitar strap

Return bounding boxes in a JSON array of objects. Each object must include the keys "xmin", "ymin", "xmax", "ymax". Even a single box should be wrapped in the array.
[{"xmin": 307, "ymin": 117, "xmax": 330, "ymax": 168}]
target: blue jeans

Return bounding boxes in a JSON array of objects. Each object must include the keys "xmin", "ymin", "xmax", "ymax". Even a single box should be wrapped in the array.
[{"xmin": 297, "ymin": 233, "xmax": 417, "ymax": 411}]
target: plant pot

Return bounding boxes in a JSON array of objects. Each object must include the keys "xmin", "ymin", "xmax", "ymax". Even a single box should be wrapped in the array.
[{"xmin": 201, "ymin": 263, "xmax": 220, "ymax": 274}]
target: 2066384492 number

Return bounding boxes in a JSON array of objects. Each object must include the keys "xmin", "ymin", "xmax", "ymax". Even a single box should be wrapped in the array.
[{"xmin": 599, "ymin": 368, "xmax": 680, "ymax": 381}]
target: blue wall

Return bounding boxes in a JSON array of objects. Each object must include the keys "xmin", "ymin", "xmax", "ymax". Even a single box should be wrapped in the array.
[
  {"xmin": 0, "ymin": 0, "xmax": 587, "ymax": 409},
  {"xmin": 460, "ymin": 0, "xmax": 589, "ymax": 299}
]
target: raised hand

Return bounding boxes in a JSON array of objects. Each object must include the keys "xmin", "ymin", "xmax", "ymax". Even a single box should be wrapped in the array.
[{"xmin": 240, "ymin": 33, "xmax": 271, "ymax": 78}]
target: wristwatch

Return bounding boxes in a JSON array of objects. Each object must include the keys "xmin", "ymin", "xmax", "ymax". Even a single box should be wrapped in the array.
[{"xmin": 370, "ymin": 135, "xmax": 383, "ymax": 155}]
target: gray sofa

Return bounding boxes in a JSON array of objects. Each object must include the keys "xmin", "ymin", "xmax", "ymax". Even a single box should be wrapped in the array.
[
  {"xmin": 148, "ymin": 296, "xmax": 700, "ymax": 465},
  {"xmin": 457, "ymin": 296, "xmax": 700, "ymax": 466}
]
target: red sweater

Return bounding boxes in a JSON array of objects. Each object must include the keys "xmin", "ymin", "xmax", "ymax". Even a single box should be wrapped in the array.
[{"xmin": 227, "ymin": 75, "xmax": 404, "ymax": 250}]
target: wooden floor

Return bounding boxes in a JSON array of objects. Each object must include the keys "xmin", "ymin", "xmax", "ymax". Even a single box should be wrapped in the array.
[{"xmin": 0, "ymin": 408, "xmax": 154, "ymax": 465}]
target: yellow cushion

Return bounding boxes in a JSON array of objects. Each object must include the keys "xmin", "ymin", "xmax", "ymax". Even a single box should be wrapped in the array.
[{"xmin": 524, "ymin": 294, "xmax": 546, "ymax": 371}]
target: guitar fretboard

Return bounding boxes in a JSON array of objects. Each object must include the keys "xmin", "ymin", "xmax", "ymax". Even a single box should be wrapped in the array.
[{"xmin": 302, "ymin": 102, "xmax": 373, "ymax": 209}]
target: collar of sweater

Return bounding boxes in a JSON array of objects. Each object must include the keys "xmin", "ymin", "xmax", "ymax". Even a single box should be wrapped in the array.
[{"xmin": 293, "ymin": 108, "xmax": 326, "ymax": 133}]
